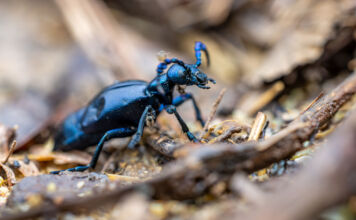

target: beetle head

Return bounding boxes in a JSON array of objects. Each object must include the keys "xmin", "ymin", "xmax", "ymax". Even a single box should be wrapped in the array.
[
  {"xmin": 185, "ymin": 64, "xmax": 216, "ymax": 89},
  {"xmin": 165, "ymin": 41, "xmax": 215, "ymax": 89},
  {"xmin": 167, "ymin": 64, "xmax": 215, "ymax": 89}
]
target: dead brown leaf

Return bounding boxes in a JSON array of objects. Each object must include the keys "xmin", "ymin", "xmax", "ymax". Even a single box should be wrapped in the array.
[{"xmin": 0, "ymin": 163, "xmax": 16, "ymax": 187}]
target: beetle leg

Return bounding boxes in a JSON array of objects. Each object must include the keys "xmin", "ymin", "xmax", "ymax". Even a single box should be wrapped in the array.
[
  {"xmin": 127, "ymin": 105, "xmax": 154, "ymax": 149},
  {"xmin": 50, "ymin": 127, "xmax": 135, "ymax": 174},
  {"xmin": 165, "ymin": 105, "xmax": 199, "ymax": 142},
  {"xmin": 173, "ymin": 93, "xmax": 204, "ymax": 126}
]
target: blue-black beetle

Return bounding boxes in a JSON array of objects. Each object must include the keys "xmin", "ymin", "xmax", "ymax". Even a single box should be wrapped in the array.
[{"xmin": 51, "ymin": 42, "xmax": 215, "ymax": 174}]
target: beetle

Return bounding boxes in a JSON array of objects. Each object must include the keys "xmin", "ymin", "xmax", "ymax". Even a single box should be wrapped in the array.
[{"xmin": 51, "ymin": 41, "xmax": 215, "ymax": 174}]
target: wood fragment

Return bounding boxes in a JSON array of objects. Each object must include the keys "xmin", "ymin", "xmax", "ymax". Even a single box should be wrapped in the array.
[
  {"xmin": 208, "ymin": 126, "xmax": 243, "ymax": 144},
  {"xmin": 200, "ymin": 120, "xmax": 250, "ymax": 141},
  {"xmin": 247, "ymin": 112, "xmax": 267, "ymax": 141},
  {"xmin": 2, "ymin": 141, "xmax": 16, "ymax": 164},
  {"xmin": 299, "ymin": 92, "xmax": 324, "ymax": 115},
  {"xmin": 228, "ymin": 109, "xmax": 356, "ymax": 220}
]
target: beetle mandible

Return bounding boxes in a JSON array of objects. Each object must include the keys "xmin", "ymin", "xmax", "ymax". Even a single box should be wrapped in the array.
[{"xmin": 51, "ymin": 41, "xmax": 215, "ymax": 174}]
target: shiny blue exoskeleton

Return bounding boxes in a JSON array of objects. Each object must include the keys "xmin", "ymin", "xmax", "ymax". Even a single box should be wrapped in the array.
[{"xmin": 51, "ymin": 42, "xmax": 215, "ymax": 174}]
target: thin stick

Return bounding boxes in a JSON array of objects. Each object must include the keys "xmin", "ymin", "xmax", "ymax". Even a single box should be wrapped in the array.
[
  {"xmin": 200, "ymin": 88, "xmax": 227, "ymax": 138},
  {"xmin": 208, "ymin": 126, "xmax": 243, "ymax": 144},
  {"xmin": 299, "ymin": 92, "xmax": 324, "ymax": 115},
  {"xmin": 247, "ymin": 112, "xmax": 267, "ymax": 141},
  {"xmin": 2, "ymin": 140, "xmax": 16, "ymax": 164}
]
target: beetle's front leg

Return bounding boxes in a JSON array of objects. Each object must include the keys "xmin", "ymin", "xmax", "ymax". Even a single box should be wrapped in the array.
[
  {"xmin": 165, "ymin": 105, "xmax": 199, "ymax": 142},
  {"xmin": 172, "ymin": 93, "xmax": 204, "ymax": 126}
]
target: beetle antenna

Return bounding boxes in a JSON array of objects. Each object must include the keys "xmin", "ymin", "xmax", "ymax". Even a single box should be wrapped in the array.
[
  {"xmin": 195, "ymin": 41, "xmax": 210, "ymax": 67},
  {"xmin": 156, "ymin": 58, "xmax": 190, "ymax": 76}
]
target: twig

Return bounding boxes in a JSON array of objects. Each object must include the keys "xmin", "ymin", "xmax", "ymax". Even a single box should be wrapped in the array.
[
  {"xmin": 247, "ymin": 112, "xmax": 267, "ymax": 141},
  {"xmin": 2, "ymin": 140, "xmax": 16, "ymax": 164},
  {"xmin": 228, "ymin": 109, "xmax": 356, "ymax": 220},
  {"xmin": 208, "ymin": 126, "xmax": 243, "ymax": 144},
  {"xmin": 299, "ymin": 92, "xmax": 324, "ymax": 115},
  {"xmin": 200, "ymin": 88, "xmax": 227, "ymax": 138}
]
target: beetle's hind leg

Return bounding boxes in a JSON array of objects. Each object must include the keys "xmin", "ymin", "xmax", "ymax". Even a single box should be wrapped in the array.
[{"xmin": 50, "ymin": 127, "xmax": 135, "ymax": 174}]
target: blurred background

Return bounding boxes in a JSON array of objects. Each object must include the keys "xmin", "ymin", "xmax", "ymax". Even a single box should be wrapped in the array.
[
  {"xmin": 0, "ymin": 0, "xmax": 355, "ymax": 152},
  {"xmin": 0, "ymin": 0, "xmax": 356, "ymax": 218}
]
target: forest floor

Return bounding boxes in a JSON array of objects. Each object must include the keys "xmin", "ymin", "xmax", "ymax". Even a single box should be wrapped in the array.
[{"xmin": 0, "ymin": 0, "xmax": 356, "ymax": 219}]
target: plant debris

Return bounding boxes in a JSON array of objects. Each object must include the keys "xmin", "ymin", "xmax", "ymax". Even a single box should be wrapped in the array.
[{"xmin": 0, "ymin": 0, "xmax": 356, "ymax": 219}]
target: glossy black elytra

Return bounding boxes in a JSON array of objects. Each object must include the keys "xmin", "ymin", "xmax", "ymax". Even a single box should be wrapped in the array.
[{"xmin": 51, "ymin": 41, "xmax": 215, "ymax": 174}]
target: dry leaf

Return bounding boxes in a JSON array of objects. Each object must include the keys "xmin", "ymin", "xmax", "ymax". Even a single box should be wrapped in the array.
[{"xmin": 0, "ymin": 162, "xmax": 16, "ymax": 186}]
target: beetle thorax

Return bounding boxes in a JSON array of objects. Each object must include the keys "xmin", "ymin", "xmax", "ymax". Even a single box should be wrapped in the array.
[{"xmin": 167, "ymin": 64, "xmax": 189, "ymax": 85}]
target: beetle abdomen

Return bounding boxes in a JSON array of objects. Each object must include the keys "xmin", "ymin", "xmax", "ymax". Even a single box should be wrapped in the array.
[
  {"xmin": 54, "ymin": 108, "xmax": 102, "ymax": 151},
  {"xmin": 54, "ymin": 80, "xmax": 160, "ymax": 151}
]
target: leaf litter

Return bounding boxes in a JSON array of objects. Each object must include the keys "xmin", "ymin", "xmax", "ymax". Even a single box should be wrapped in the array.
[{"xmin": 0, "ymin": 0, "xmax": 355, "ymax": 219}]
